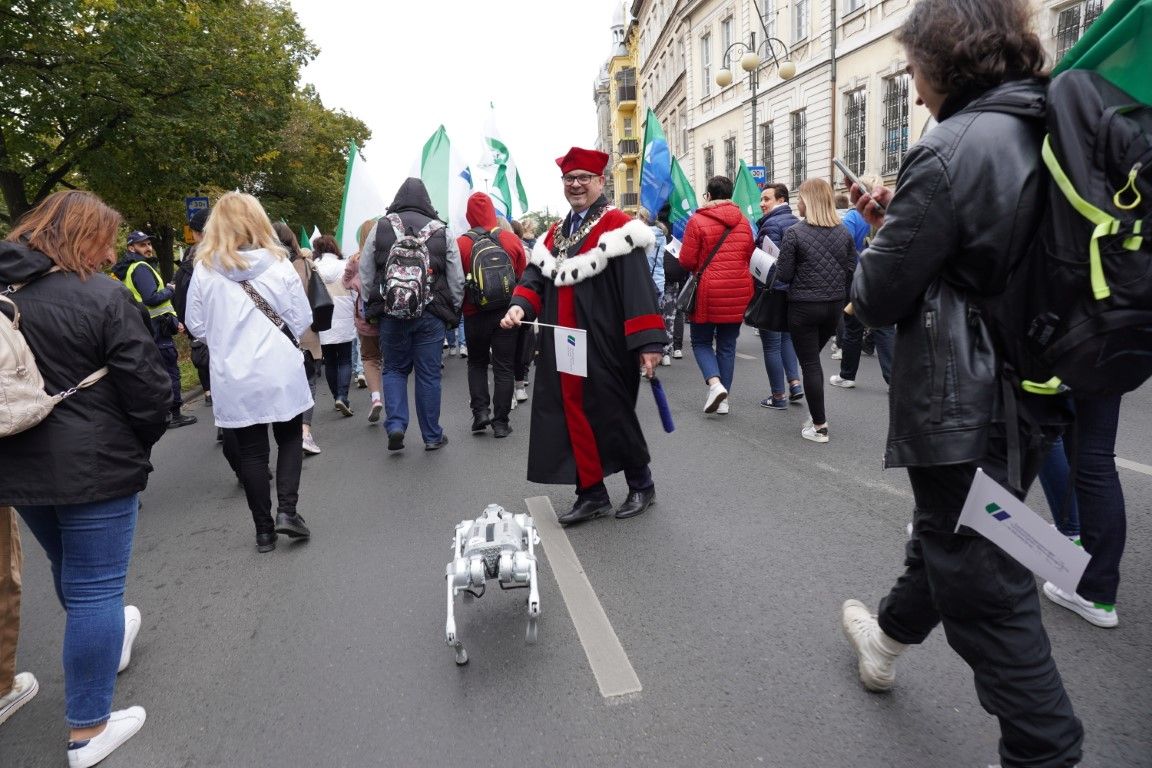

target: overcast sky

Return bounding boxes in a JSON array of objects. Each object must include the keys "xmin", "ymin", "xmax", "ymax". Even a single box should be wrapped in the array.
[{"xmin": 289, "ymin": 0, "xmax": 626, "ymax": 219}]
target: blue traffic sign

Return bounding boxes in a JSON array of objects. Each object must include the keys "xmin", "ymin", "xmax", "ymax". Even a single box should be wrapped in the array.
[{"xmin": 747, "ymin": 165, "xmax": 767, "ymax": 188}]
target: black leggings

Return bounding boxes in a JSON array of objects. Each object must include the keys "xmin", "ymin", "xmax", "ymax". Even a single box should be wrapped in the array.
[
  {"xmin": 786, "ymin": 300, "xmax": 842, "ymax": 425},
  {"xmin": 225, "ymin": 415, "xmax": 304, "ymax": 535}
]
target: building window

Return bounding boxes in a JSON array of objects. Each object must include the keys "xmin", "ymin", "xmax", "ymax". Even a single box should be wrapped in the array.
[
  {"xmin": 844, "ymin": 88, "xmax": 867, "ymax": 176},
  {"xmin": 724, "ymin": 137, "xmax": 737, "ymax": 179},
  {"xmin": 881, "ymin": 73, "xmax": 910, "ymax": 174},
  {"xmin": 790, "ymin": 110, "xmax": 806, "ymax": 190},
  {"xmin": 793, "ymin": 0, "xmax": 809, "ymax": 42},
  {"xmin": 701, "ymin": 33, "xmax": 712, "ymax": 96},
  {"xmin": 1056, "ymin": 0, "xmax": 1104, "ymax": 60},
  {"xmin": 721, "ymin": 17, "xmax": 732, "ymax": 58},
  {"xmin": 760, "ymin": 121, "xmax": 774, "ymax": 183},
  {"xmin": 681, "ymin": 110, "xmax": 689, "ymax": 155},
  {"xmin": 624, "ymin": 117, "xmax": 634, "ymax": 137},
  {"xmin": 761, "ymin": 0, "xmax": 776, "ymax": 39},
  {"xmin": 626, "ymin": 168, "xmax": 636, "ymax": 194},
  {"xmin": 703, "ymin": 144, "xmax": 715, "ymax": 180},
  {"xmin": 844, "ymin": 0, "xmax": 865, "ymax": 13}
]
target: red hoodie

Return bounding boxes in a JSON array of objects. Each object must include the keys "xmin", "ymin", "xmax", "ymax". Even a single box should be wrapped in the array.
[
  {"xmin": 456, "ymin": 192, "xmax": 528, "ymax": 316},
  {"xmin": 679, "ymin": 199, "xmax": 755, "ymax": 323}
]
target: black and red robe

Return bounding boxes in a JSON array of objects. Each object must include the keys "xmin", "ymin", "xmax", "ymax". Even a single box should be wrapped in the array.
[{"xmin": 510, "ymin": 201, "xmax": 668, "ymax": 488}]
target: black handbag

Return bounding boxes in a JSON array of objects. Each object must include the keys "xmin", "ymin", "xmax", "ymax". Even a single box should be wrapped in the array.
[
  {"xmin": 189, "ymin": 338, "xmax": 210, "ymax": 369},
  {"xmin": 744, "ymin": 286, "xmax": 790, "ymax": 331},
  {"xmin": 303, "ymin": 258, "xmax": 334, "ymax": 332},
  {"xmin": 675, "ymin": 225, "xmax": 734, "ymax": 314}
]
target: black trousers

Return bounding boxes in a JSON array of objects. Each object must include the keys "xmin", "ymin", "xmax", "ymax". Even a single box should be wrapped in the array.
[
  {"xmin": 786, "ymin": 300, "xmax": 841, "ymax": 425},
  {"xmin": 225, "ymin": 415, "xmax": 304, "ymax": 536},
  {"xmin": 157, "ymin": 339, "xmax": 183, "ymax": 414},
  {"xmin": 878, "ymin": 427, "xmax": 1082, "ymax": 768},
  {"xmin": 465, "ymin": 312, "xmax": 516, "ymax": 425},
  {"xmin": 513, "ymin": 323, "xmax": 537, "ymax": 383},
  {"xmin": 577, "ymin": 465, "xmax": 653, "ymax": 502}
]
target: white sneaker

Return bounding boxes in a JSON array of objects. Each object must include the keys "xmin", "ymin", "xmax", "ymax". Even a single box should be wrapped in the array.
[
  {"xmin": 459, "ymin": 345, "xmax": 468, "ymax": 358},
  {"xmin": 672, "ymin": 349, "xmax": 683, "ymax": 359},
  {"xmin": 68, "ymin": 706, "xmax": 146, "ymax": 768},
  {"xmin": 118, "ymin": 605, "xmax": 140, "ymax": 673},
  {"xmin": 302, "ymin": 433, "xmax": 322, "ymax": 455},
  {"xmin": 0, "ymin": 672, "xmax": 38, "ymax": 725},
  {"xmin": 368, "ymin": 398, "xmax": 383, "ymax": 424},
  {"xmin": 514, "ymin": 386, "xmax": 528, "ymax": 402},
  {"xmin": 1042, "ymin": 581, "xmax": 1118, "ymax": 627},
  {"xmin": 830, "ymin": 374, "xmax": 855, "ymax": 388},
  {"xmin": 802, "ymin": 423, "xmax": 829, "ymax": 443},
  {"xmin": 716, "ymin": 401, "xmax": 729, "ymax": 414},
  {"xmin": 448, "ymin": 345, "xmax": 458, "ymax": 358},
  {"xmin": 841, "ymin": 599, "xmax": 907, "ymax": 692},
  {"xmin": 703, "ymin": 382, "xmax": 727, "ymax": 413},
  {"xmin": 661, "ymin": 354, "xmax": 672, "ymax": 366},
  {"xmin": 831, "ymin": 348, "xmax": 843, "ymax": 360}
]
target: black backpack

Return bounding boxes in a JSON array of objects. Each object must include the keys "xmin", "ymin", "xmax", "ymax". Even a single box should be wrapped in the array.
[
  {"xmin": 984, "ymin": 70, "xmax": 1152, "ymax": 398},
  {"xmin": 464, "ymin": 228, "xmax": 516, "ymax": 311}
]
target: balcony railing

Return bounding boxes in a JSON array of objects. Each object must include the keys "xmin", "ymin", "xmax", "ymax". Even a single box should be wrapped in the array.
[
  {"xmin": 618, "ymin": 138, "xmax": 640, "ymax": 157},
  {"xmin": 618, "ymin": 192, "xmax": 639, "ymax": 208},
  {"xmin": 617, "ymin": 85, "xmax": 637, "ymax": 104}
]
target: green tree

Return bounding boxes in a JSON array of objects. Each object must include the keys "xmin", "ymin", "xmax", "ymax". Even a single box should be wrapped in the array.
[
  {"xmin": 0, "ymin": 0, "xmax": 316, "ymax": 267},
  {"xmin": 246, "ymin": 86, "xmax": 371, "ymax": 237}
]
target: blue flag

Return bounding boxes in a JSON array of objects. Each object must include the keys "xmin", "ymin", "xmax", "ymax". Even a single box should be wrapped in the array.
[{"xmin": 640, "ymin": 108, "xmax": 672, "ymax": 216}]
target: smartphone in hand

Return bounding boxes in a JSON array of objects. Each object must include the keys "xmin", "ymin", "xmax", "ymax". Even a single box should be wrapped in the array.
[{"xmin": 833, "ymin": 158, "xmax": 886, "ymax": 212}]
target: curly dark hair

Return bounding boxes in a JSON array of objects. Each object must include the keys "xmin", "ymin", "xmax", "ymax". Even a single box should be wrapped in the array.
[{"xmin": 896, "ymin": 0, "xmax": 1047, "ymax": 95}]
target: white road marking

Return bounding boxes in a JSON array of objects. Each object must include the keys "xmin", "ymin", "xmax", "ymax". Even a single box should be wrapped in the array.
[
  {"xmin": 526, "ymin": 496, "xmax": 642, "ymax": 699},
  {"xmin": 1117, "ymin": 457, "xmax": 1152, "ymax": 477},
  {"xmin": 735, "ymin": 352, "xmax": 756, "ymax": 360}
]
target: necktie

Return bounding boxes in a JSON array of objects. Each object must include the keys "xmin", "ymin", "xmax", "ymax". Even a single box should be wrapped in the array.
[{"xmin": 569, "ymin": 213, "xmax": 582, "ymax": 236}]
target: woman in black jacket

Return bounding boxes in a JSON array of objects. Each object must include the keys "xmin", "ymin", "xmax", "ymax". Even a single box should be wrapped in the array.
[
  {"xmin": 839, "ymin": 2, "xmax": 1083, "ymax": 766},
  {"xmin": 0, "ymin": 191, "xmax": 171, "ymax": 767}
]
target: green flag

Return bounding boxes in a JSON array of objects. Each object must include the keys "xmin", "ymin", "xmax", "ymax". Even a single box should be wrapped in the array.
[
  {"xmin": 485, "ymin": 105, "xmax": 529, "ymax": 219},
  {"xmin": 667, "ymin": 156, "xmax": 697, "ymax": 240},
  {"xmin": 1053, "ymin": 0, "xmax": 1152, "ymax": 103},
  {"xmin": 732, "ymin": 160, "xmax": 762, "ymax": 224},
  {"xmin": 298, "ymin": 226, "xmax": 312, "ymax": 250}
]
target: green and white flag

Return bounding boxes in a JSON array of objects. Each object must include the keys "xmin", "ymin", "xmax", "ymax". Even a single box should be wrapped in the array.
[
  {"xmin": 733, "ymin": 160, "xmax": 762, "ymax": 225},
  {"xmin": 668, "ymin": 156, "xmax": 698, "ymax": 240},
  {"xmin": 298, "ymin": 226, "xmax": 312, "ymax": 250},
  {"xmin": 484, "ymin": 104, "xmax": 529, "ymax": 219},
  {"xmin": 414, "ymin": 125, "xmax": 473, "ymax": 234},
  {"xmin": 335, "ymin": 140, "xmax": 388, "ymax": 257}
]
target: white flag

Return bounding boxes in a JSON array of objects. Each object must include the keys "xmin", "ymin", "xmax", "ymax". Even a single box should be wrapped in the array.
[
  {"xmin": 956, "ymin": 469, "xmax": 1090, "ymax": 595},
  {"xmin": 484, "ymin": 104, "xmax": 529, "ymax": 220},
  {"xmin": 335, "ymin": 140, "xmax": 388, "ymax": 257},
  {"xmin": 552, "ymin": 326, "xmax": 588, "ymax": 378}
]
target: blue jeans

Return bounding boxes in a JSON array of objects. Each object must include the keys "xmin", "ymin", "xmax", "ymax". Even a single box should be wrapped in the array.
[
  {"xmin": 351, "ymin": 336, "xmax": 364, "ymax": 377},
  {"xmin": 690, "ymin": 322, "xmax": 741, "ymax": 391},
  {"xmin": 321, "ymin": 342, "xmax": 353, "ymax": 403},
  {"xmin": 1037, "ymin": 436, "xmax": 1080, "ymax": 538},
  {"xmin": 1072, "ymin": 395, "xmax": 1125, "ymax": 604},
  {"xmin": 839, "ymin": 313, "xmax": 895, "ymax": 384},
  {"xmin": 759, "ymin": 330, "xmax": 800, "ymax": 396},
  {"xmin": 18, "ymin": 494, "xmax": 138, "ymax": 727},
  {"xmin": 380, "ymin": 314, "xmax": 445, "ymax": 443},
  {"xmin": 444, "ymin": 324, "xmax": 465, "ymax": 348}
]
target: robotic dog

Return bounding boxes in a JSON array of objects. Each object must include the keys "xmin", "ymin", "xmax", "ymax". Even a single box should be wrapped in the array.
[{"xmin": 445, "ymin": 504, "xmax": 541, "ymax": 665}]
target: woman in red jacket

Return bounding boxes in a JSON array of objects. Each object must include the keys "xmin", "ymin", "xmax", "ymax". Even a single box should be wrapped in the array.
[{"xmin": 679, "ymin": 176, "xmax": 755, "ymax": 414}]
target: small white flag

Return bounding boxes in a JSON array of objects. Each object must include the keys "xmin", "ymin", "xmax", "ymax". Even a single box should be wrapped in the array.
[
  {"xmin": 956, "ymin": 469, "xmax": 1091, "ymax": 595},
  {"xmin": 749, "ymin": 247, "xmax": 777, "ymax": 284},
  {"xmin": 553, "ymin": 326, "xmax": 588, "ymax": 378},
  {"xmin": 665, "ymin": 237, "xmax": 682, "ymax": 259}
]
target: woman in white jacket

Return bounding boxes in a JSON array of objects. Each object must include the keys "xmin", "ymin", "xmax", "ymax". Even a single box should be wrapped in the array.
[
  {"xmin": 312, "ymin": 235, "xmax": 357, "ymax": 416},
  {"xmin": 186, "ymin": 192, "xmax": 314, "ymax": 553}
]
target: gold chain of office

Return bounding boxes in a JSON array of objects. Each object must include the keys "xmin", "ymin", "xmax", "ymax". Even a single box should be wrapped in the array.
[{"xmin": 551, "ymin": 205, "xmax": 612, "ymax": 260}]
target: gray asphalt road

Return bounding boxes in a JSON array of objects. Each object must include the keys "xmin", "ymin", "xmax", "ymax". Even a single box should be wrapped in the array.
[{"xmin": 3, "ymin": 331, "xmax": 1150, "ymax": 767}]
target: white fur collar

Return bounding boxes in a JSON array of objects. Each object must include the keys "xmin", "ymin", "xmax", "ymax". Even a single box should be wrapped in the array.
[{"xmin": 531, "ymin": 219, "xmax": 655, "ymax": 286}]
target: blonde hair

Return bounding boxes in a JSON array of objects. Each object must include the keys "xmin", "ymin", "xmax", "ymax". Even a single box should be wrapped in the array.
[
  {"xmin": 797, "ymin": 178, "xmax": 841, "ymax": 227},
  {"xmin": 196, "ymin": 192, "xmax": 285, "ymax": 271},
  {"xmin": 7, "ymin": 190, "xmax": 122, "ymax": 278}
]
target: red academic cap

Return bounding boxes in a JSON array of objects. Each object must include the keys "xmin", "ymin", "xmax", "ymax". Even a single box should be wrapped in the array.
[{"xmin": 555, "ymin": 147, "xmax": 609, "ymax": 175}]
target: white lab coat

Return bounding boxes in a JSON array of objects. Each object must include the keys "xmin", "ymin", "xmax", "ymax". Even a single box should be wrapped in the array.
[
  {"xmin": 186, "ymin": 248, "xmax": 314, "ymax": 428},
  {"xmin": 314, "ymin": 253, "xmax": 357, "ymax": 346}
]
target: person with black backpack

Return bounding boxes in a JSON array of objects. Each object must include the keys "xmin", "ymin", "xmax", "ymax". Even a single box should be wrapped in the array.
[
  {"xmin": 359, "ymin": 178, "xmax": 464, "ymax": 452},
  {"xmin": 457, "ymin": 193, "xmax": 527, "ymax": 438},
  {"xmin": 837, "ymin": 1, "xmax": 1083, "ymax": 766}
]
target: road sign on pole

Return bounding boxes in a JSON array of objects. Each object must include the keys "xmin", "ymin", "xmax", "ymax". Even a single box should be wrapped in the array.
[{"xmin": 184, "ymin": 196, "xmax": 209, "ymax": 244}]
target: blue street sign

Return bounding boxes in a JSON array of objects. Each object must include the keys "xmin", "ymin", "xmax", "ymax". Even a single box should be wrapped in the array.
[
  {"xmin": 747, "ymin": 165, "xmax": 767, "ymax": 188},
  {"xmin": 185, "ymin": 196, "xmax": 209, "ymax": 221}
]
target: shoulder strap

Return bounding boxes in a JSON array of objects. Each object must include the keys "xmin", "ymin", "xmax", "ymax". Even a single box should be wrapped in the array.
[
  {"xmin": 696, "ymin": 225, "xmax": 734, "ymax": 277},
  {"xmin": 239, "ymin": 280, "xmax": 298, "ymax": 347}
]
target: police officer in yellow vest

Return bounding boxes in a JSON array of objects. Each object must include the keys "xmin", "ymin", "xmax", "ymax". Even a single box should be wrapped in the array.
[{"xmin": 112, "ymin": 231, "xmax": 198, "ymax": 428}]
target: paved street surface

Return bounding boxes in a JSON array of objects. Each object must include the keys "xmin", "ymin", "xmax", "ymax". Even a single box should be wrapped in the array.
[{"xmin": 3, "ymin": 331, "xmax": 1150, "ymax": 767}]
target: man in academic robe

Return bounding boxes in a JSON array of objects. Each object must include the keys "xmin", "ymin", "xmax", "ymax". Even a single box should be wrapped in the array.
[{"xmin": 500, "ymin": 147, "xmax": 668, "ymax": 525}]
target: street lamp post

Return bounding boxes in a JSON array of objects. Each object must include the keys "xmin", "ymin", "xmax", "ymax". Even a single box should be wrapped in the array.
[{"xmin": 715, "ymin": 32, "xmax": 796, "ymax": 167}]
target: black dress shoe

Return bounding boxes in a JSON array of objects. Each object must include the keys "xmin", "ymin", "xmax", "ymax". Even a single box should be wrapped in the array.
[
  {"xmin": 275, "ymin": 512, "xmax": 311, "ymax": 538},
  {"xmin": 491, "ymin": 421, "xmax": 512, "ymax": 438},
  {"xmin": 387, "ymin": 431, "xmax": 405, "ymax": 451},
  {"xmin": 424, "ymin": 434, "xmax": 450, "ymax": 451},
  {"xmin": 615, "ymin": 488, "xmax": 655, "ymax": 519},
  {"xmin": 168, "ymin": 412, "xmax": 198, "ymax": 429},
  {"xmin": 471, "ymin": 414, "xmax": 491, "ymax": 434},
  {"xmin": 557, "ymin": 498, "xmax": 612, "ymax": 526},
  {"xmin": 256, "ymin": 532, "xmax": 278, "ymax": 553}
]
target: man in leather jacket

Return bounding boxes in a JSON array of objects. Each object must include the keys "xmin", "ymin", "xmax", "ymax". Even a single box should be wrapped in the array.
[{"xmin": 837, "ymin": 1, "xmax": 1082, "ymax": 766}]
